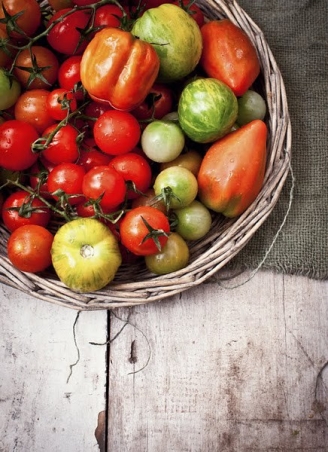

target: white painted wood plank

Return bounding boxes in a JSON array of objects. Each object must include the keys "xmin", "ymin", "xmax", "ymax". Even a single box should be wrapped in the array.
[
  {"xmin": 0, "ymin": 284, "xmax": 108, "ymax": 452},
  {"xmin": 107, "ymin": 271, "xmax": 328, "ymax": 451}
]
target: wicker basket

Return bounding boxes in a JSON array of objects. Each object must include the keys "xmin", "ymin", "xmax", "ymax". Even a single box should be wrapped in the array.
[{"xmin": 0, "ymin": 0, "xmax": 291, "ymax": 310}]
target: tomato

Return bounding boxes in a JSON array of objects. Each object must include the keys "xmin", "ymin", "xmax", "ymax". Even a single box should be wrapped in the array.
[
  {"xmin": 173, "ymin": 200, "xmax": 212, "ymax": 241},
  {"xmin": 93, "ymin": 110, "xmax": 140, "ymax": 156},
  {"xmin": 0, "ymin": 28, "xmax": 13, "ymax": 67},
  {"xmin": 173, "ymin": 0, "xmax": 204, "ymax": 27},
  {"xmin": 72, "ymin": 0, "xmax": 100, "ymax": 5},
  {"xmin": 110, "ymin": 152, "xmax": 152, "ymax": 200},
  {"xmin": 131, "ymin": 84, "xmax": 174, "ymax": 121},
  {"xmin": 41, "ymin": 123, "xmax": 80, "ymax": 165},
  {"xmin": 47, "ymin": 8, "xmax": 91, "ymax": 55},
  {"xmin": 141, "ymin": 120, "xmax": 185, "ymax": 163},
  {"xmin": 131, "ymin": 4, "xmax": 202, "ymax": 82},
  {"xmin": 94, "ymin": 4, "xmax": 123, "ymax": 29},
  {"xmin": 80, "ymin": 28, "xmax": 160, "ymax": 111},
  {"xmin": 48, "ymin": 0, "xmax": 73, "ymax": 11},
  {"xmin": 197, "ymin": 120, "xmax": 267, "ymax": 218},
  {"xmin": 145, "ymin": 232, "xmax": 189, "ymax": 274},
  {"xmin": 178, "ymin": 78, "xmax": 238, "ymax": 143},
  {"xmin": 82, "ymin": 165, "xmax": 126, "ymax": 210},
  {"xmin": 0, "ymin": 120, "xmax": 39, "ymax": 171},
  {"xmin": 57, "ymin": 55, "xmax": 83, "ymax": 100},
  {"xmin": 7, "ymin": 224, "xmax": 54, "ymax": 273},
  {"xmin": 51, "ymin": 217, "xmax": 122, "ymax": 292},
  {"xmin": 159, "ymin": 149, "xmax": 203, "ymax": 176},
  {"xmin": 29, "ymin": 157, "xmax": 55, "ymax": 199},
  {"xmin": 153, "ymin": 166, "xmax": 198, "ymax": 209},
  {"xmin": 236, "ymin": 90, "xmax": 267, "ymax": 126},
  {"xmin": 0, "ymin": 0, "xmax": 41, "ymax": 39},
  {"xmin": 200, "ymin": 19, "xmax": 261, "ymax": 97},
  {"xmin": 46, "ymin": 88, "xmax": 78, "ymax": 121},
  {"xmin": 2, "ymin": 189, "xmax": 51, "ymax": 232},
  {"xmin": 119, "ymin": 205, "xmax": 170, "ymax": 256},
  {"xmin": 0, "ymin": 68, "xmax": 21, "ymax": 110},
  {"xmin": 131, "ymin": 187, "xmax": 167, "ymax": 214},
  {"xmin": 47, "ymin": 162, "xmax": 85, "ymax": 205},
  {"xmin": 14, "ymin": 89, "xmax": 56, "ymax": 134},
  {"xmin": 13, "ymin": 46, "xmax": 59, "ymax": 90},
  {"xmin": 77, "ymin": 138, "xmax": 112, "ymax": 172}
]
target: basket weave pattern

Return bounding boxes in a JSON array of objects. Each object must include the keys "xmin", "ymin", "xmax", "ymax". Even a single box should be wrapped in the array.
[{"xmin": 0, "ymin": 0, "xmax": 291, "ymax": 310}]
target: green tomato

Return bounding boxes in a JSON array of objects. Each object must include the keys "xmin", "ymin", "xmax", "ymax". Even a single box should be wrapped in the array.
[
  {"xmin": 131, "ymin": 4, "xmax": 202, "ymax": 82},
  {"xmin": 237, "ymin": 90, "xmax": 267, "ymax": 126},
  {"xmin": 174, "ymin": 200, "xmax": 212, "ymax": 241},
  {"xmin": 51, "ymin": 218, "xmax": 122, "ymax": 293},
  {"xmin": 178, "ymin": 78, "xmax": 238, "ymax": 143},
  {"xmin": 141, "ymin": 120, "xmax": 185, "ymax": 163},
  {"xmin": 153, "ymin": 166, "xmax": 198, "ymax": 209},
  {"xmin": 0, "ymin": 69, "xmax": 21, "ymax": 110},
  {"xmin": 145, "ymin": 232, "xmax": 189, "ymax": 275}
]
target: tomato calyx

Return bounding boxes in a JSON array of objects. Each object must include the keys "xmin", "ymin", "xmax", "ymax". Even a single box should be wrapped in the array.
[
  {"xmin": 140, "ymin": 215, "xmax": 170, "ymax": 252},
  {"xmin": 15, "ymin": 51, "xmax": 52, "ymax": 89},
  {"xmin": 154, "ymin": 186, "xmax": 181, "ymax": 212},
  {"xmin": 4, "ymin": 194, "xmax": 50, "ymax": 220}
]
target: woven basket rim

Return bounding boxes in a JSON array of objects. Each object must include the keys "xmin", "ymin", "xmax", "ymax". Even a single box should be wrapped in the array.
[{"xmin": 0, "ymin": 0, "xmax": 292, "ymax": 310}]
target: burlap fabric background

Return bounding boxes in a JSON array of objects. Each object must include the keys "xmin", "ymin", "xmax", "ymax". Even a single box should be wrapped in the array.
[{"xmin": 228, "ymin": 0, "xmax": 328, "ymax": 280}]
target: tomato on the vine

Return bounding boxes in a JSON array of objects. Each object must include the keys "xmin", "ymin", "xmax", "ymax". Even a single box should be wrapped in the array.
[
  {"xmin": 46, "ymin": 88, "xmax": 78, "ymax": 121},
  {"xmin": 47, "ymin": 162, "xmax": 85, "ymax": 205},
  {"xmin": 94, "ymin": 4, "xmax": 123, "ymax": 29},
  {"xmin": 41, "ymin": 123, "xmax": 80, "ymax": 165},
  {"xmin": 145, "ymin": 232, "xmax": 189, "ymax": 274},
  {"xmin": 2, "ymin": 190, "xmax": 52, "ymax": 232},
  {"xmin": 119, "ymin": 206, "xmax": 170, "ymax": 256},
  {"xmin": 0, "ymin": 0, "xmax": 41, "ymax": 39},
  {"xmin": 7, "ymin": 224, "xmax": 54, "ymax": 273},
  {"xmin": 29, "ymin": 158, "xmax": 56, "ymax": 199},
  {"xmin": 77, "ymin": 138, "xmax": 112, "ymax": 172},
  {"xmin": 57, "ymin": 55, "xmax": 83, "ymax": 100}
]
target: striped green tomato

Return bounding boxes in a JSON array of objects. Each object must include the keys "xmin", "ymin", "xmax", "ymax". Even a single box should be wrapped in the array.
[
  {"xmin": 178, "ymin": 78, "xmax": 238, "ymax": 143},
  {"xmin": 131, "ymin": 4, "xmax": 202, "ymax": 83}
]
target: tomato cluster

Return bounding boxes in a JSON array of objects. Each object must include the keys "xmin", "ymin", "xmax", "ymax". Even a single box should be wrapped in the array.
[{"xmin": 0, "ymin": 0, "xmax": 267, "ymax": 292}]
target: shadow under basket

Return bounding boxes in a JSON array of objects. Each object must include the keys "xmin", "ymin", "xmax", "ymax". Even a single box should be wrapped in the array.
[{"xmin": 0, "ymin": 0, "xmax": 292, "ymax": 310}]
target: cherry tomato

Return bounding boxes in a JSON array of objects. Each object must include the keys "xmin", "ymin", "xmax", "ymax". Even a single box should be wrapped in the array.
[
  {"xmin": 145, "ymin": 232, "xmax": 189, "ymax": 274},
  {"xmin": 0, "ymin": 120, "xmax": 39, "ymax": 171},
  {"xmin": 236, "ymin": 90, "xmax": 267, "ymax": 126},
  {"xmin": 0, "ymin": 68, "xmax": 21, "ymax": 110},
  {"xmin": 41, "ymin": 123, "xmax": 80, "ymax": 165},
  {"xmin": 93, "ymin": 110, "xmax": 141, "ymax": 156},
  {"xmin": 82, "ymin": 165, "xmax": 127, "ymax": 210},
  {"xmin": 94, "ymin": 4, "xmax": 123, "ymax": 29},
  {"xmin": 48, "ymin": 0, "xmax": 74, "ymax": 11},
  {"xmin": 173, "ymin": 0, "xmax": 205, "ymax": 27},
  {"xmin": 0, "ymin": 0, "xmax": 41, "ymax": 39},
  {"xmin": 109, "ymin": 152, "xmax": 152, "ymax": 200},
  {"xmin": 131, "ymin": 83, "xmax": 174, "ymax": 121},
  {"xmin": 2, "ymin": 190, "xmax": 51, "ymax": 232},
  {"xmin": 173, "ymin": 200, "xmax": 212, "ymax": 241},
  {"xmin": 47, "ymin": 162, "xmax": 85, "ymax": 205},
  {"xmin": 46, "ymin": 88, "xmax": 78, "ymax": 121},
  {"xmin": 119, "ymin": 205, "xmax": 170, "ymax": 256},
  {"xmin": 159, "ymin": 149, "xmax": 203, "ymax": 176},
  {"xmin": 0, "ymin": 29, "xmax": 13, "ymax": 67},
  {"xmin": 13, "ymin": 46, "xmax": 59, "ymax": 90},
  {"xmin": 14, "ymin": 89, "xmax": 56, "ymax": 134},
  {"xmin": 29, "ymin": 157, "xmax": 56, "ymax": 199},
  {"xmin": 131, "ymin": 188, "xmax": 167, "ymax": 214},
  {"xmin": 57, "ymin": 55, "xmax": 83, "ymax": 100},
  {"xmin": 77, "ymin": 138, "xmax": 112, "ymax": 172},
  {"xmin": 7, "ymin": 224, "xmax": 54, "ymax": 273},
  {"xmin": 47, "ymin": 8, "xmax": 91, "ymax": 55}
]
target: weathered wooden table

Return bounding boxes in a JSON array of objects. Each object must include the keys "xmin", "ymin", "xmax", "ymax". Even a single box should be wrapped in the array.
[{"xmin": 1, "ymin": 270, "xmax": 327, "ymax": 451}]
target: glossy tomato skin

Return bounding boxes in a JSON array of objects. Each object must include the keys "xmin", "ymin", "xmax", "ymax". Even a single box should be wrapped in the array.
[
  {"xmin": 41, "ymin": 123, "xmax": 80, "ymax": 165},
  {"xmin": 0, "ymin": 120, "xmax": 39, "ymax": 171},
  {"xmin": 47, "ymin": 8, "xmax": 91, "ymax": 55},
  {"xmin": 46, "ymin": 88, "xmax": 78, "ymax": 121},
  {"xmin": 14, "ymin": 89, "xmax": 56, "ymax": 134},
  {"xmin": 94, "ymin": 4, "xmax": 123, "ymax": 29},
  {"xmin": 200, "ymin": 19, "xmax": 261, "ymax": 97},
  {"xmin": 82, "ymin": 165, "xmax": 127, "ymax": 210},
  {"xmin": 131, "ymin": 84, "xmax": 174, "ymax": 121},
  {"xmin": 0, "ymin": 0, "xmax": 41, "ymax": 39},
  {"xmin": 145, "ymin": 232, "xmax": 189, "ymax": 274},
  {"xmin": 119, "ymin": 206, "xmax": 170, "ymax": 256},
  {"xmin": 93, "ymin": 110, "xmax": 141, "ymax": 156},
  {"xmin": 7, "ymin": 224, "xmax": 54, "ymax": 273},
  {"xmin": 51, "ymin": 217, "xmax": 122, "ymax": 292},
  {"xmin": 109, "ymin": 152, "xmax": 152, "ymax": 200},
  {"xmin": 47, "ymin": 162, "xmax": 85, "ymax": 205},
  {"xmin": 197, "ymin": 120, "xmax": 267, "ymax": 218},
  {"xmin": 13, "ymin": 46, "xmax": 59, "ymax": 90},
  {"xmin": 80, "ymin": 28, "xmax": 160, "ymax": 111},
  {"xmin": 2, "ymin": 190, "xmax": 51, "ymax": 232},
  {"xmin": 77, "ymin": 138, "xmax": 112, "ymax": 172},
  {"xmin": 57, "ymin": 55, "xmax": 83, "ymax": 100}
]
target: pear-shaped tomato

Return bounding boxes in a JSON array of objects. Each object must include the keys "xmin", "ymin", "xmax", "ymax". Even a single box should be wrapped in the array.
[{"xmin": 51, "ymin": 218, "xmax": 122, "ymax": 292}]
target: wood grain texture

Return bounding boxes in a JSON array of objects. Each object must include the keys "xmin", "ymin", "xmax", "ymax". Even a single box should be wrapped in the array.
[
  {"xmin": 107, "ymin": 272, "xmax": 328, "ymax": 451},
  {"xmin": 0, "ymin": 284, "xmax": 108, "ymax": 452}
]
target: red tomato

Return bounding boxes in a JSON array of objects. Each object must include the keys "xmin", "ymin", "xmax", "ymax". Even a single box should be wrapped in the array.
[
  {"xmin": 14, "ymin": 89, "xmax": 56, "ymax": 135},
  {"xmin": 131, "ymin": 84, "xmax": 174, "ymax": 121},
  {"xmin": 94, "ymin": 4, "xmax": 123, "ymax": 29},
  {"xmin": 41, "ymin": 123, "xmax": 80, "ymax": 165},
  {"xmin": 82, "ymin": 165, "xmax": 126, "ymax": 210},
  {"xmin": 13, "ymin": 46, "xmax": 59, "ymax": 90},
  {"xmin": 46, "ymin": 88, "xmax": 78, "ymax": 121},
  {"xmin": 72, "ymin": 0, "xmax": 100, "ymax": 4},
  {"xmin": 0, "ymin": 0, "xmax": 41, "ymax": 39},
  {"xmin": 77, "ymin": 138, "xmax": 112, "ymax": 172},
  {"xmin": 7, "ymin": 224, "xmax": 54, "ymax": 273},
  {"xmin": 93, "ymin": 110, "xmax": 141, "ymax": 156},
  {"xmin": 2, "ymin": 190, "xmax": 51, "ymax": 232},
  {"xmin": 110, "ymin": 152, "xmax": 152, "ymax": 200},
  {"xmin": 119, "ymin": 206, "xmax": 170, "ymax": 256},
  {"xmin": 29, "ymin": 158, "xmax": 56, "ymax": 199},
  {"xmin": 58, "ymin": 55, "xmax": 83, "ymax": 100},
  {"xmin": 173, "ymin": 0, "xmax": 204, "ymax": 27},
  {"xmin": 47, "ymin": 8, "xmax": 91, "ymax": 55},
  {"xmin": 0, "ymin": 120, "xmax": 39, "ymax": 171},
  {"xmin": 47, "ymin": 162, "xmax": 85, "ymax": 205}
]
